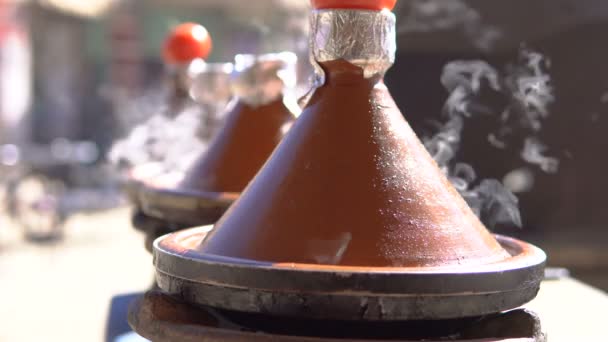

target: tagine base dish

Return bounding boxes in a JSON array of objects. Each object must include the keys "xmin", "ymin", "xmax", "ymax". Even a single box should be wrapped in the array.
[
  {"xmin": 139, "ymin": 185, "xmax": 237, "ymax": 227},
  {"xmin": 153, "ymin": 227, "xmax": 546, "ymax": 321},
  {"xmin": 128, "ymin": 290, "xmax": 544, "ymax": 342}
]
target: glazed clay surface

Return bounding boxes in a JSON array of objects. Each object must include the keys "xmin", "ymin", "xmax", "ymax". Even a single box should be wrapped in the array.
[
  {"xmin": 199, "ymin": 60, "xmax": 509, "ymax": 267},
  {"xmin": 179, "ymin": 98, "xmax": 295, "ymax": 194}
]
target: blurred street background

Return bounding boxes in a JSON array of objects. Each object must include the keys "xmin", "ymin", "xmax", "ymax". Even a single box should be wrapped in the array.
[
  {"xmin": 0, "ymin": 208, "xmax": 151, "ymax": 341},
  {"xmin": 0, "ymin": 0, "xmax": 607, "ymax": 341}
]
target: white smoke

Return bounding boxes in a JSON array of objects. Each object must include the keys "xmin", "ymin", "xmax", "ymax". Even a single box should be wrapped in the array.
[
  {"xmin": 521, "ymin": 137, "xmax": 559, "ymax": 174},
  {"xmin": 396, "ymin": 0, "xmax": 501, "ymax": 51},
  {"xmin": 503, "ymin": 49, "xmax": 555, "ymax": 133},
  {"xmin": 424, "ymin": 48, "xmax": 556, "ymax": 229},
  {"xmin": 108, "ymin": 102, "xmax": 207, "ymax": 174},
  {"xmin": 161, "ymin": 108, "xmax": 207, "ymax": 171}
]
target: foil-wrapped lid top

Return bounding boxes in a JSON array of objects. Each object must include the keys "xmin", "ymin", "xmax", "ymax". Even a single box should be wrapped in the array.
[
  {"xmin": 188, "ymin": 61, "xmax": 234, "ymax": 106},
  {"xmin": 312, "ymin": 0, "xmax": 396, "ymax": 11},
  {"xmin": 176, "ymin": 53, "xmax": 298, "ymax": 194},
  {"xmin": 230, "ymin": 52, "xmax": 298, "ymax": 107},
  {"xmin": 163, "ymin": 23, "xmax": 212, "ymax": 64}
]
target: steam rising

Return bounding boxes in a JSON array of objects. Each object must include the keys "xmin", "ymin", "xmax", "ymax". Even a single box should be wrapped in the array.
[
  {"xmin": 502, "ymin": 50, "xmax": 555, "ymax": 132},
  {"xmin": 108, "ymin": 101, "xmax": 206, "ymax": 174},
  {"xmin": 521, "ymin": 137, "xmax": 559, "ymax": 174},
  {"xmin": 396, "ymin": 0, "xmax": 501, "ymax": 51},
  {"xmin": 424, "ymin": 48, "xmax": 556, "ymax": 229}
]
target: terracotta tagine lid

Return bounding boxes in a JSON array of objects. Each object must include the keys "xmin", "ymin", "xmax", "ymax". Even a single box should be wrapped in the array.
[
  {"xmin": 151, "ymin": 0, "xmax": 545, "ymax": 321},
  {"xmin": 177, "ymin": 53, "xmax": 299, "ymax": 194},
  {"xmin": 138, "ymin": 52, "xmax": 299, "ymax": 224},
  {"xmin": 197, "ymin": 0, "xmax": 507, "ymax": 268}
]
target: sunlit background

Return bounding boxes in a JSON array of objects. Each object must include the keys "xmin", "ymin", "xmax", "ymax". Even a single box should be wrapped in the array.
[{"xmin": 0, "ymin": 0, "xmax": 607, "ymax": 341}]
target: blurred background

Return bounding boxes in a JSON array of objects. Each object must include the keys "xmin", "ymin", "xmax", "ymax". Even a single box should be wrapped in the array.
[{"xmin": 0, "ymin": 0, "xmax": 607, "ymax": 341}]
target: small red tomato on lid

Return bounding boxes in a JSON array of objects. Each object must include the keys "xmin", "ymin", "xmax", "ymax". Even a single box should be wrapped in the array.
[
  {"xmin": 163, "ymin": 22, "xmax": 212, "ymax": 64},
  {"xmin": 311, "ymin": 0, "xmax": 397, "ymax": 11}
]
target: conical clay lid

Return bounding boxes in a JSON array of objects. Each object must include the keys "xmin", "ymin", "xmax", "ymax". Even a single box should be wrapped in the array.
[
  {"xmin": 199, "ymin": 60, "xmax": 510, "ymax": 267},
  {"xmin": 178, "ymin": 99, "xmax": 295, "ymax": 194},
  {"xmin": 176, "ymin": 53, "xmax": 298, "ymax": 195}
]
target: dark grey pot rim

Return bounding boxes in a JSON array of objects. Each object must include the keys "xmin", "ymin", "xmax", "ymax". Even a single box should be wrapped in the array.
[
  {"xmin": 141, "ymin": 183, "xmax": 238, "ymax": 205},
  {"xmin": 139, "ymin": 184, "xmax": 237, "ymax": 220},
  {"xmin": 153, "ymin": 227, "xmax": 546, "ymax": 295}
]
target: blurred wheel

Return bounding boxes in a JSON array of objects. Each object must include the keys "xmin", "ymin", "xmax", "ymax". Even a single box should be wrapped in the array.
[{"xmin": 11, "ymin": 174, "xmax": 65, "ymax": 242}]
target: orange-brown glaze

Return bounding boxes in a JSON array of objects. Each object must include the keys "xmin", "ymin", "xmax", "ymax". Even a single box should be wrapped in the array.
[
  {"xmin": 199, "ymin": 60, "xmax": 509, "ymax": 267},
  {"xmin": 179, "ymin": 98, "xmax": 295, "ymax": 194}
]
